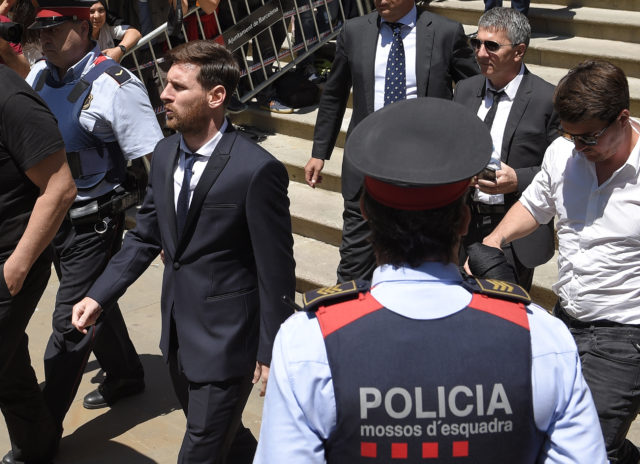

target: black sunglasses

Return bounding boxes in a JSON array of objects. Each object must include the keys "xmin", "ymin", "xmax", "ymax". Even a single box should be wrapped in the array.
[
  {"xmin": 558, "ymin": 117, "xmax": 618, "ymax": 146},
  {"xmin": 469, "ymin": 37, "xmax": 515, "ymax": 53}
]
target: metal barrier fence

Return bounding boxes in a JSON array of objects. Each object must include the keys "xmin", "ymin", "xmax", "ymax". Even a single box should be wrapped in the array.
[{"xmin": 125, "ymin": 0, "xmax": 374, "ymax": 111}]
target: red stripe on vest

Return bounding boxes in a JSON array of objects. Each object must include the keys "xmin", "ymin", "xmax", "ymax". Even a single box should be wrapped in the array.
[
  {"xmin": 316, "ymin": 292, "xmax": 383, "ymax": 338},
  {"xmin": 93, "ymin": 55, "xmax": 108, "ymax": 65},
  {"xmin": 468, "ymin": 294, "xmax": 529, "ymax": 330}
]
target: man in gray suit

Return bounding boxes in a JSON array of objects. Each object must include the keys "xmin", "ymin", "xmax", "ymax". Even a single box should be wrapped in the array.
[
  {"xmin": 454, "ymin": 7, "xmax": 558, "ymax": 290},
  {"xmin": 304, "ymin": 0, "xmax": 478, "ymax": 283}
]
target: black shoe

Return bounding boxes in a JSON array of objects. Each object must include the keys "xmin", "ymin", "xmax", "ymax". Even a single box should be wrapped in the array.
[
  {"xmin": 83, "ymin": 378, "xmax": 145, "ymax": 410},
  {"xmin": 2, "ymin": 451, "xmax": 16, "ymax": 464}
]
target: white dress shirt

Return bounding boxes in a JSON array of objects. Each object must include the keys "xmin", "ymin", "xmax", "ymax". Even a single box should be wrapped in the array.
[
  {"xmin": 173, "ymin": 119, "xmax": 227, "ymax": 210},
  {"xmin": 254, "ymin": 263, "xmax": 606, "ymax": 463},
  {"xmin": 520, "ymin": 122, "xmax": 640, "ymax": 324},
  {"xmin": 373, "ymin": 6, "xmax": 418, "ymax": 111},
  {"xmin": 474, "ymin": 64, "xmax": 525, "ymax": 205}
]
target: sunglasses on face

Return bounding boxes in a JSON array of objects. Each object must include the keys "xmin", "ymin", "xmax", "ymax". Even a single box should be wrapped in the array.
[
  {"xmin": 558, "ymin": 117, "xmax": 617, "ymax": 146},
  {"xmin": 469, "ymin": 37, "xmax": 514, "ymax": 53}
]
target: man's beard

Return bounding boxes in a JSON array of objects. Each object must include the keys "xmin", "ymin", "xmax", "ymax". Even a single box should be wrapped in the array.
[{"xmin": 165, "ymin": 99, "xmax": 209, "ymax": 135}]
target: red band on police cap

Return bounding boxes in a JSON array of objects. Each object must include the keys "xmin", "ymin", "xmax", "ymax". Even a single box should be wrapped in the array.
[
  {"xmin": 364, "ymin": 176, "xmax": 470, "ymax": 210},
  {"xmin": 36, "ymin": 7, "xmax": 90, "ymax": 21}
]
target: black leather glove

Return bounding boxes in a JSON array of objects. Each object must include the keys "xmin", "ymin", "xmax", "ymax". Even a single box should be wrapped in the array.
[{"xmin": 466, "ymin": 242, "xmax": 519, "ymax": 285}]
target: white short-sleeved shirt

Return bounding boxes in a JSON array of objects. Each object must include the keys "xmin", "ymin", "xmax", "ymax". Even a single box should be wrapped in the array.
[
  {"xmin": 96, "ymin": 24, "xmax": 130, "ymax": 51},
  {"xmin": 520, "ymin": 124, "xmax": 640, "ymax": 323},
  {"xmin": 254, "ymin": 263, "xmax": 606, "ymax": 464},
  {"xmin": 26, "ymin": 44, "xmax": 163, "ymax": 200}
]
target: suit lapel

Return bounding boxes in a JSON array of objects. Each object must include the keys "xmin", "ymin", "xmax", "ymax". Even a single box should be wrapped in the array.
[
  {"xmin": 416, "ymin": 11, "xmax": 434, "ymax": 96},
  {"xmin": 165, "ymin": 138, "xmax": 180, "ymax": 251},
  {"xmin": 501, "ymin": 69, "xmax": 532, "ymax": 162},
  {"xmin": 363, "ymin": 14, "xmax": 380, "ymax": 114},
  {"xmin": 175, "ymin": 125, "xmax": 236, "ymax": 255}
]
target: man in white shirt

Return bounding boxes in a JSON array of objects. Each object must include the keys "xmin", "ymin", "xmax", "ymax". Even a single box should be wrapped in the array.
[
  {"xmin": 484, "ymin": 60, "xmax": 640, "ymax": 464},
  {"xmin": 303, "ymin": 0, "xmax": 478, "ymax": 283}
]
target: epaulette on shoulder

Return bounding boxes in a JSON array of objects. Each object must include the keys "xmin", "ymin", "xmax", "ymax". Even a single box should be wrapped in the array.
[
  {"xmin": 104, "ymin": 65, "xmax": 131, "ymax": 86},
  {"xmin": 302, "ymin": 280, "xmax": 370, "ymax": 312},
  {"xmin": 462, "ymin": 277, "xmax": 531, "ymax": 305}
]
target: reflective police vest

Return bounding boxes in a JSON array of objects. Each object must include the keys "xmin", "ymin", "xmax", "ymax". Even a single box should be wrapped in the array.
[
  {"xmin": 33, "ymin": 55, "xmax": 128, "ymax": 191},
  {"xmin": 303, "ymin": 279, "xmax": 544, "ymax": 463}
]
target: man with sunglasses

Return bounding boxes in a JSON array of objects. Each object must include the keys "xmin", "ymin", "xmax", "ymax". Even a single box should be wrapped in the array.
[
  {"xmin": 454, "ymin": 7, "xmax": 558, "ymax": 291},
  {"xmin": 484, "ymin": 60, "xmax": 640, "ymax": 464}
]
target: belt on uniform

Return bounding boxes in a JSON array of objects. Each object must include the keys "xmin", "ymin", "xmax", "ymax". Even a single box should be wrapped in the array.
[
  {"xmin": 554, "ymin": 302, "xmax": 640, "ymax": 329},
  {"xmin": 470, "ymin": 202, "xmax": 507, "ymax": 215}
]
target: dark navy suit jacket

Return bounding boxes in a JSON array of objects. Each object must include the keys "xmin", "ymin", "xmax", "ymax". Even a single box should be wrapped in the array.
[
  {"xmin": 88, "ymin": 124, "xmax": 296, "ymax": 383},
  {"xmin": 454, "ymin": 68, "xmax": 559, "ymax": 268},
  {"xmin": 311, "ymin": 8, "xmax": 479, "ymax": 200}
]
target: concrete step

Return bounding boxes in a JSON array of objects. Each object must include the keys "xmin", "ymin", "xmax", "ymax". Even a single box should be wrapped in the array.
[
  {"xmin": 293, "ymin": 233, "xmax": 340, "ymax": 292},
  {"xmin": 231, "ymin": 104, "xmax": 351, "ymax": 148},
  {"xmin": 530, "ymin": 0, "xmax": 640, "ymax": 11},
  {"xmin": 460, "ymin": 23, "xmax": 640, "ymax": 80},
  {"xmin": 429, "ymin": 0, "xmax": 640, "ymax": 44},
  {"xmin": 289, "ymin": 181, "xmax": 343, "ymax": 247},
  {"xmin": 259, "ymin": 132, "xmax": 344, "ymax": 193}
]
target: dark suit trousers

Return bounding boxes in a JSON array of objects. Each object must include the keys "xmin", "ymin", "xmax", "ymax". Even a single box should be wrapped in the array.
[
  {"xmin": 168, "ymin": 320, "xmax": 257, "ymax": 464},
  {"xmin": 463, "ymin": 210, "xmax": 534, "ymax": 291},
  {"xmin": 484, "ymin": 0, "xmax": 530, "ymax": 16},
  {"xmin": 337, "ymin": 197, "xmax": 377, "ymax": 283},
  {"xmin": 0, "ymin": 252, "xmax": 59, "ymax": 462},
  {"xmin": 42, "ymin": 214, "xmax": 144, "ymax": 426}
]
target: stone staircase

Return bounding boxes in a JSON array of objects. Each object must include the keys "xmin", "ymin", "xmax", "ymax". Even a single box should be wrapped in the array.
[{"xmin": 229, "ymin": 0, "xmax": 640, "ymax": 308}]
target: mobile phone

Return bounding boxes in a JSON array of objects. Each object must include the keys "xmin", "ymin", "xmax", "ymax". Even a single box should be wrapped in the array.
[{"xmin": 478, "ymin": 167, "xmax": 497, "ymax": 182}]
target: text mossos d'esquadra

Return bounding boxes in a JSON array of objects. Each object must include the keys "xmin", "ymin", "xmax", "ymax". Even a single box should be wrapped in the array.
[{"xmin": 359, "ymin": 384, "xmax": 514, "ymax": 439}]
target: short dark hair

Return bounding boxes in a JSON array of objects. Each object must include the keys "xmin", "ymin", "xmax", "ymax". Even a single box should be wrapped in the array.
[
  {"xmin": 362, "ymin": 190, "xmax": 468, "ymax": 267},
  {"xmin": 165, "ymin": 40, "xmax": 240, "ymax": 105},
  {"xmin": 554, "ymin": 60, "xmax": 629, "ymax": 123}
]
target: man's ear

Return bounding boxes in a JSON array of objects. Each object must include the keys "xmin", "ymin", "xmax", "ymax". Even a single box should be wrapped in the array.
[
  {"xmin": 208, "ymin": 84, "xmax": 227, "ymax": 109},
  {"xmin": 513, "ymin": 43, "xmax": 527, "ymax": 62}
]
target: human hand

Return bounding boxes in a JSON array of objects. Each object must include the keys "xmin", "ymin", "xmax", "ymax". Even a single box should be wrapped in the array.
[
  {"xmin": 477, "ymin": 162, "xmax": 517, "ymax": 195},
  {"xmin": 102, "ymin": 47, "xmax": 123, "ymax": 62},
  {"xmin": 252, "ymin": 361, "xmax": 269, "ymax": 397},
  {"xmin": 72, "ymin": 297, "xmax": 103, "ymax": 334},
  {"xmin": 2, "ymin": 257, "xmax": 26, "ymax": 297},
  {"xmin": 304, "ymin": 158, "xmax": 324, "ymax": 188}
]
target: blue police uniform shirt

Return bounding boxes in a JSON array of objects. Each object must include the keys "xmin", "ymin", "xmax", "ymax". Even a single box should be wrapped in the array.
[
  {"xmin": 26, "ymin": 44, "xmax": 163, "ymax": 201},
  {"xmin": 254, "ymin": 262, "xmax": 607, "ymax": 464}
]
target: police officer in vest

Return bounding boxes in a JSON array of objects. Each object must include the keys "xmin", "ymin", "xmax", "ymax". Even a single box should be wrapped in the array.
[
  {"xmin": 254, "ymin": 98, "xmax": 607, "ymax": 463},
  {"xmin": 9, "ymin": 1, "xmax": 163, "ymax": 459}
]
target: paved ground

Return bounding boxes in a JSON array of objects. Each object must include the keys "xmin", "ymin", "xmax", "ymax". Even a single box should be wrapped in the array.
[{"xmin": 2, "ymin": 255, "xmax": 639, "ymax": 462}]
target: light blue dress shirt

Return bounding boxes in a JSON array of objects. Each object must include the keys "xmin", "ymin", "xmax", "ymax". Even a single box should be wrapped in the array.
[{"xmin": 254, "ymin": 263, "xmax": 607, "ymax": 463}]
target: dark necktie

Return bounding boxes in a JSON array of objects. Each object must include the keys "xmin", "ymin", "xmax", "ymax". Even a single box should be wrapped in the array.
[
  {"xmin": 176, "ymin": 152, "xmax": 197, "ymax": 237},
  {"xmin": 384, "ymin": 22, "xmax": 406, "ymax": 106},
  {"xmin": 483, "ymin": 89, "xmax": 505, "ymax": 129}
]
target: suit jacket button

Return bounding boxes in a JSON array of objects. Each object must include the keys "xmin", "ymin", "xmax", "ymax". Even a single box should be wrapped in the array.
[{"xmin": 173, "ymin": 262, "xmax": 180, "ymax": 270}]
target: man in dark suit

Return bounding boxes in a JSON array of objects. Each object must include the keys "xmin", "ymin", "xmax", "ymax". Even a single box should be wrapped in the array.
[
  {"xmin": 454, "ymin": 7, "xmax": 558, "ymax": 290},
  {"xmin": 304, "ymin": 0, "xmax": 479, "ymax": 282},
  {"xmin": 72, "ymin": 40, "xmax": 296, "ymax": 463}
]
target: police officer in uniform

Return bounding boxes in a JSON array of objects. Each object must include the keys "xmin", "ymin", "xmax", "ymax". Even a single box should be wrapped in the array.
[
  {"xmin": 254, "ymin": 98, "xmax": 607, "ymax": 463},
  {"xmin": 15, "ymin": 0, "xmax": 162, "ymax": 455}
]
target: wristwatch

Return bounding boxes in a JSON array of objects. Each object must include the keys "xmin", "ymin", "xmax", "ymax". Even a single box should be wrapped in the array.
[{"xmin": 118, "ymin": 44, "xmax": 127, "ymax": 54}]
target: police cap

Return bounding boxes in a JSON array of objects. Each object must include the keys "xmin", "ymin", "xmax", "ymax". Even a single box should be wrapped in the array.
[
  {"xmin": 29, "ymin": 0, "xmax": 93, "ymax": 30},
  {"xmin": 345, "ymin": 98, "xmax": 493, "ymax": 210}
]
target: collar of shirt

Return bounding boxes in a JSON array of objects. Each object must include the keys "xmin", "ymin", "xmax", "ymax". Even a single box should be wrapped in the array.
[
  {"xmin": 484, "ymin": 63, "xmax": 525, "ymax": 103},
  {"xmin": 380, "ymin": 5, "xmax": 417, "ymax": 29},
  {"xmin": 370, "ymin": 262, "xmax": 472, "ymax": 319},
  {"xmin": 45, "ymin": 42, "xmax": 101, "ymax": 83},
  {"xmin": 178, "ymin": 118, "xmax": 228, "ymax": 160},
  {"xmin": 173, "ymin": 119, "xmax": 228, "ymax": 210}
]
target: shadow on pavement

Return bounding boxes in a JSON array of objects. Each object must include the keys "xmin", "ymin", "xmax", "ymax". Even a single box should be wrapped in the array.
[{"xmin": 56, "ymin": 354, "xmax": 182, "ymax": 463}]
